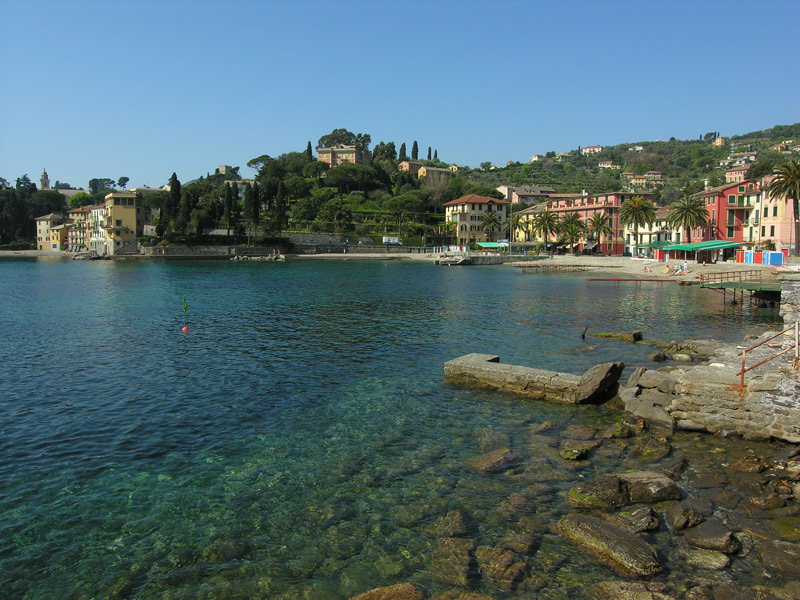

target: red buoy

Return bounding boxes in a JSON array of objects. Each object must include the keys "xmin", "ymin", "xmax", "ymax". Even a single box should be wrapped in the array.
[{"xmin": 182, "ymin": 326, "xmax": 188, "ymax": 333}]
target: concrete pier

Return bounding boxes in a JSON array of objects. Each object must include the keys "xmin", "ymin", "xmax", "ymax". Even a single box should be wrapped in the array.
[{"xmin": 444, "ymin": 353, "xmax": 624, "ymax": 404}]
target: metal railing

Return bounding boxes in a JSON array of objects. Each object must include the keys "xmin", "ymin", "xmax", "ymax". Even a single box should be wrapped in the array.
[
  {"xmin": 737, "ymin": 322, "xmax": 799, "ymax": 387},
  {"xmin": 699, "ymin": 270, "xmax": 772, "ymax": 287}
]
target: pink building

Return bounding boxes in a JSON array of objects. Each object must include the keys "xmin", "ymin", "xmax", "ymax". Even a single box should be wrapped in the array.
[
  {"xmin": 725, "ymin": 164, "xmax": 750, "ymax": 183},
  {"xmin": 541, "ymin": 191, "xmax": 655, "ymax": 255}
]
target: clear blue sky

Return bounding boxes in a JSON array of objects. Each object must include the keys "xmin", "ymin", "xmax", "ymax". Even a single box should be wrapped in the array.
[{"xmin": 1, "ymin": 0, "xmax": 798, "ymax": 190}]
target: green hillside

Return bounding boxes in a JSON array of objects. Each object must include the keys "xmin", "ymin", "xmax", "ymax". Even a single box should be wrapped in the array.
[{"xmin": 464, "ymin": 122, "xmax": 800, "ymax": 205}]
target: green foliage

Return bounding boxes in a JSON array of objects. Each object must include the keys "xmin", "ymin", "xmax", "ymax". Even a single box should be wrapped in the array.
[
  {"xmin": 68, "ymin": 192, "xmax": 96, "ymax": 208},
  {"xmin": 317, "ymin": 128, "xmax": 371, "ymax": 153},
  {"xmin": 768, "ymin": 160, "xmax": 800, "ymax": 256},
  {"xmin": 88, "ymin": 178, "xmax": 116, "ymax": 195},
  {"xmin": 668, "ymin": 196, "xmax": 708, "ymax": 243}
]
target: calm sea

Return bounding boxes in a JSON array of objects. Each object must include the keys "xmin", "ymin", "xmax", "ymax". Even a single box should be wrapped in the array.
[{"xmin": 0, "ymin": 258, "xmax": 782, "ymax": 599}]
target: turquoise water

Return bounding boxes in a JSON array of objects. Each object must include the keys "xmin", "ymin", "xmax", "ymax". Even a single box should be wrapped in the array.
[{"xmin": 0, "ymin": 258, "xmax": 783, "ymax": 599}]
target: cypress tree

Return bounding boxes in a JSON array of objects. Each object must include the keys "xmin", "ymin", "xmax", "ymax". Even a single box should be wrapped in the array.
[
  {"xmin": 167, "ymin": 172, "xmax": 181, "ymax": 220},
  {"xmin": 434, "ymin": 149, "xmax": 438, "ymax": 160},
  {"xmin": 412, "ymin": 141, "xmax": 418, "ymax": 160},
  {"xmin": 305, "ymin": 141, "xmax": 313, "ymax": 161},
  {"xmin": 252, "ymin": 181, "xmax": 261, "ymax": 229},
  {"xmin": 427, "ymin": 147, "xmax": 432, "ymax": 161},
  {"xmin": 399, "ymin": 143, "xmax": 407, "ymax": 161},
  {"xmin": 224, "ymin": 183, "xmax": 233, "ymax": 236},
  {"xmin": 276, "ymin": 181, "xmax": 287, "ymax": 240}
]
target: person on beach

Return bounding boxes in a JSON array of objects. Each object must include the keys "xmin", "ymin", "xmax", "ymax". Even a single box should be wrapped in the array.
[{"xmin": 683, "ymin": 261, "xmax": 688, "ymax": 273}]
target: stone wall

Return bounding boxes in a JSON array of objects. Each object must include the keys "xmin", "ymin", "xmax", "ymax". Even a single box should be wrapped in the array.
[{"xmin": 623, "ymin": 276, "xmax": 800, "ymax": 443}]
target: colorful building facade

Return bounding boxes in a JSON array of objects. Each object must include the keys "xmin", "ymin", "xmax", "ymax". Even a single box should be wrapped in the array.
[{"xmin": 443, "ymin": 194, "xmax": 509, "ymax": 245}]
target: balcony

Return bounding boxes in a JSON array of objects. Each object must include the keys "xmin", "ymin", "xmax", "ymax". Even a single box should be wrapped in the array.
[
  {"xmin": 103, "ymin": 222, "xmax": 130, "ymax": 231},
  {"xmin": 728, "ymin": 198, "xmax": 755, "ymax": 209}
]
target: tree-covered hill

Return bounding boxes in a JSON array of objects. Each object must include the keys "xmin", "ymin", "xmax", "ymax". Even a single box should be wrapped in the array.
[{"xmin": 464, "ymin": 122, "xmax": 800, "ymax": 205}]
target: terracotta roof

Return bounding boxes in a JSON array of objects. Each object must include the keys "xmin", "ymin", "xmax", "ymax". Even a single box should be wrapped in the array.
[{"xmin": 443, "ymin": 194, "xmax": 509, "ymax": 206}]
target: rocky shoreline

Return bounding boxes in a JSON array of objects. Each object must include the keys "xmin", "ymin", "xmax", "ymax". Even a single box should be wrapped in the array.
[
  {"xmin": 348, "ymin": 412, "xmax": 800, "ymax": 600},
  {"xmin": 356, "ymin": 278, "xmax": 800, "ymax": 600}
]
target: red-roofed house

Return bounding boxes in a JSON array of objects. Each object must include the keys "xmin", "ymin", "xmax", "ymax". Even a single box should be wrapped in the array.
[
  {"xmin": 443, "ymin": 194, "xmax": 509, "ymax": 245},
  {"xmin": 581, "ymin": 145, "xmax": 603, "ymax": 156},
  {"xmin": 692, "ymin": 180, "xmax": 759, "ymax": 244},
  {"xmin": 726, "ymin": 164, "xmax": 750, "ymax": 183}
]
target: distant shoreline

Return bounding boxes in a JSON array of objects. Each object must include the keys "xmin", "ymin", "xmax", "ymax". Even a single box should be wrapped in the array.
[{"xmin": 0, "ymin": 248, "xmax": 784, "ymax": 279}]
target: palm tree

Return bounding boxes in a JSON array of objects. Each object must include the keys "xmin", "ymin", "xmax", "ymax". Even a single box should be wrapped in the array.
[
  {"xmin": 619, "ymin": 196, "xmax": 656, "ymax": 256},
  {"xmin": 561, "ymin": 220, "xmax": 585, "ymax": 254},
  {"xmin": 510, "ymin": 214, "xmax": 523, "ymax": 243},
  {"xmin": 533, "ymin": 209, "xmax": 559, "ymax": 252},
  {"xmin": 482, "ymin": 212, "xmax": 501, "ymax": 242},
  {"xmin": 769, "ymin": 160, "xmax": 800, "ymax": 256},
  {"xmin": 558, "ymin": 213, "xmax": 584, "ymax": 254},
  {"xmin": 520, "ymin": 217, "xmax": 533, "ymax": 242},
  {"xmin": 668, "ymin": 196, "xmax": 708, "ymax": 244},
  {"xmin": 587, "ymin": 211, "xmax": 613, "ymax": 252}
]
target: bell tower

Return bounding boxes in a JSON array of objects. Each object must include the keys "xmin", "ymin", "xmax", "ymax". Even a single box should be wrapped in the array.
[{"xmin": 40, "ymin": 168, "xmax": 50, "ymax": 190}]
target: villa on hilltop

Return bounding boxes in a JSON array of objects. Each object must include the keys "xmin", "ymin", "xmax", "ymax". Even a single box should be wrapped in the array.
[{"xmin": 316, "ymin": 144, "xmax": 370, "ymax": 168}]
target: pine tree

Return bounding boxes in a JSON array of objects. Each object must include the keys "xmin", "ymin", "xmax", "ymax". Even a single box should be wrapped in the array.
[
  {"xmin": 412, "ymin": 141, "xmax": 419, "ymax": 160},
  {"xmin": 427, "ymin": 147, "xmax": 432, "ymax": 161},
  {"xmin": 399, "ymin": 143, "xmax": 407, "ymax": 161}
]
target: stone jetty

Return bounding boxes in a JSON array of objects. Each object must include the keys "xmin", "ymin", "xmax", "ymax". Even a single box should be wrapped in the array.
[
  {"xmin": 444, "ymin": 353, "xmax": 624, "ymax": 404},
  {"xmin": 444, "ymin": 277, "xmax": 800, "ymax": 443}
]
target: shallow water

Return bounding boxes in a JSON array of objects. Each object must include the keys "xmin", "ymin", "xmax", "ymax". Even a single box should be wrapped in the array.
[{"xmin": 0, "ymin": 258, "xmax": 785, "ymax": 599}]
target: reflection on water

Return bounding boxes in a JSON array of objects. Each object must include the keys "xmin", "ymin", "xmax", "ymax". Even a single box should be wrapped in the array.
[{"xmin": 0, "ymin": 259, "xmax": 784, "ymax": 598}]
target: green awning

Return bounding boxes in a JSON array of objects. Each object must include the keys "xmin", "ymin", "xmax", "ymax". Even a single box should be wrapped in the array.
[
  {"xmin": 662, "ymin": 240, "xmax": 744, "ymax": 252},
  {"xmin": 476, "ymin": 242, "xmax": 508, "ymax": 248}
]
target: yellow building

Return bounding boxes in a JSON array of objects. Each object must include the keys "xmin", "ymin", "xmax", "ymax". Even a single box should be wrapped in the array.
[
  {"xmin": 417, "ymin": 166, "xmax": 452, "ymax": 186},
  {"xmin": 35, "ymin": 213, "xmax": 66, "ymax": 251},
  {"xmin": 67, "ymin": 205, "xmax": 93, "ymax": 252},
  {"xmin": 102, "ymin": 192, "xmax": 145, "ymax": 255},
  {"xmin": 443, "ymin": 194, "xmax": 508, "ymax": 245}
]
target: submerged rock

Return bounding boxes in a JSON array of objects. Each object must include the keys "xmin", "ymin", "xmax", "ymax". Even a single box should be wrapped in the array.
[
  {"xmin": 465, "ymin": 447, "xmax": 522, "ymax": 474},
  {"xmin": 561, "ymin": 424, "xmax": 599, "ymax": 440},
  {"xmin": 684, "ymin": 549, "xmax": 730, "ymax": 570},
  {"xmin": 475, "ymin": 545, "xmax": 527, "ymax": 591},
  {"xmin": 349, "ymin": 583, "xmax": 425, "ymax": 600},
  {"xmin": 566, "ymin": 474, "xmax": 628, "ymax": 509},
  {"xmin": 759, "ymin": 539, "xmax": 800, "ymax": 577},
  {"xmin": 555, "ymin": 513, "xmax": 662, "ymax": 577},
  {"xmin": 667, "ymin": 503, "xmax": 704, "ymax": 530},
  {"xmin": 609, "ymin": 506, "xmax": 660, "ymax": 533},
  {"xmin": 619, "ymin": 471, "xmax": 682, "ymax": 504},
  {"xmin": 566, "ymin": 471, "xmax": 680, "ymax": 509},
  {"xmin": 627, "ymin": 436, "xmax": 672, "ymax": 463},
  {"xmin": 429, "ymin": 537, "xmax": 477, "ymax": 586},
  {"xmin": 559, "ymin": 439, "xmax": 600, "ymax": 460},
  {"xmin": 684, "ymin": 519, "xmax": 740, "ymax": 554},
  {"xmin": 428, "ymin": 510, "xmax": 471, "ymax": 538},
  {"xmin": 587, "ymin": 580, "xmax": 675, "ymax": 600}
]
